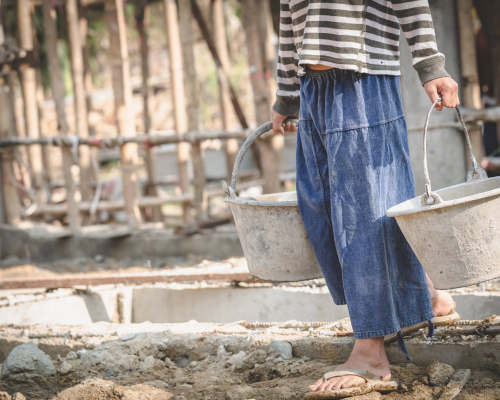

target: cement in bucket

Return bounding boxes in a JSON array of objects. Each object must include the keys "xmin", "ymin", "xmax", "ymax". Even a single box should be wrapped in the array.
[
  {"xmin": 222, "ymin": 119, "xmax": 323, "ymax": 282},
  {"xmin": 387, "ymin": 99, "xmax": 500, "ymax": 290}
]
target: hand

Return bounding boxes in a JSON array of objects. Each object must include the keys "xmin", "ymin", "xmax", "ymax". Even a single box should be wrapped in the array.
[
  {"xmin": 423, "ymin": 76, "xmax": 460, "ymax": 111},
  {"xmin": 271, "ymin": 110, "xmax": 299, "ymax": 135}
]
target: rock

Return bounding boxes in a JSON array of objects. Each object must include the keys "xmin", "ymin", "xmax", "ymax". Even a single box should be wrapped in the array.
[
  {"xmin": 426, "ymin": 360, "xmax": 455, "ymax": 386},
  {"xmin": 1, "ymin": 343, "xmax": 56, "ymax": 378},
  {"xmin": 76, "ymin": 350, "xmax": 87, "ymax": 358},
  {"xmin": 12, "ymin": 394, "xmax": 26, "ymax": 400},
  {"xmin": 0, "ymin": 392, "xmax": 11, "ymax": 400},
  {"xmin": 217, "ymin": 345, "xmax": 231, "ymax": 358},
  {"xmin": 57, "ymin": 362, "xmax": 72, "ymax": 375},
  {"xmin": 227, "ymin": 350, "xmax": 267, "ymax": 372},
  {"xmin": 142, "ymin": 356, "xmax": 155, "ymax": 370},
  {"xmin": 65, "ymin": 351, "xmax": 78, "ymax": 361},
  {"xmin": 56, "ymin": 355, "xmax": 62, "ymax": 362},
  {"xmin": 269, "ymin": 341, "xmax": 293, "ymax": 360},
  {"xmin": 226, "ymin": 385, "xmax": 260, "ymax": 400},
  {"xmin": 121, "ymin": 334, "xmax": 136, "ymax": 341},
  {"xmin": 144, "ymin": 380, "xmax": 169, "ymax": 389},
  {"xmin": 105, "ymin": 369, "xmax": 115, "ymax": 377}
]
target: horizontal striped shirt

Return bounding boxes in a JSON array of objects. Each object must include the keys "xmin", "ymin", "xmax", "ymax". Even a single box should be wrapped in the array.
[{"xmin": 273, "ymin": 0, "xmax": 449, "ymax": 116}]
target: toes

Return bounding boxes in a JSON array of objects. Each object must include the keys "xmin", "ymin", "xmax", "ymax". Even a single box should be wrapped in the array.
[{"xmin": 307, "ymin": 385, "xmax": 318, "ymax": 392}]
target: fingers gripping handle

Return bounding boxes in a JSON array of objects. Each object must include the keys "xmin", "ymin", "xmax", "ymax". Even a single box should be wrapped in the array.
[
  {"xmin": 222, "ymin": 118, "xmax": 299, "ymax": 198},
  {"xmin": 421, "ymin": 99, "xmax": 486, "ymax": 206}
]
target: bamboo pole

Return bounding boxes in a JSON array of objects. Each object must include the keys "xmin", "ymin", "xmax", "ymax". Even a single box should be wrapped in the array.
[
  {"xmin": 65, "ymin": 0, "xmax": 92, "ymax": 208},
  {"xmin": 211, "ymin": 0, "xmax": 238, "ymax": 182},
  {"xmin": 178, "ymin": 0, "xmax": 207, "ymax": 221},
  {"xmin": 105, "ymin": 0, "xmax": 142, "ymax": 229},
  {"xmin": 0, "ymin": 1, "xmax": 21, "ymax": 224},
  {"xmin": 241, "ymin": 0, "xmax": 281, "ymax": 194},
  {"xmin": 457, "ymin": 0, "xmax": 483, "ymax": 169},
  {"xmin": 163, "ymin": 0, "xmax": 191, "ymax": 222},
  {"xmin": 135, "ymin": 1, "xmax": 161, "ymax": 222},
  {"xmin": 17, "ymin": 0, "xmax": 44, "ymax": 201},
  {"xmin": 43, "ymin": 0, "xmax": 80, "ymax": 232}
]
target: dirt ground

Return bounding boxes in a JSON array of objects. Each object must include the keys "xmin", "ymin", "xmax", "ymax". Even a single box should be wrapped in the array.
[{"xmin": 0, "ymin": 326, "xmax": 499, "ymax": 400}]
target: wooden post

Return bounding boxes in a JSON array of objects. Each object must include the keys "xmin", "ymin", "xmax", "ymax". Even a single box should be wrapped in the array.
[
  {"xmin": 105, "ymin": 0, "xmax": 142, "ymax": 228},
  {"xmin": 211, "ymin": 0, "xmax": 238, "ymax": 181},
  {"xmin": 163, "ymin": 0, "xmax": 191, "ymax": 222},
  {"xmin": 0, "ymin": 1, "xmax": 21, "ymax": 225},
  {"xmin": 65, "ymin": 0, "xmax": 92, "ymax": 206},
  {"xmin": 79, "ymin": 7, "xmax": 94, "ymax": 125},
  {"xmin": 135, "ymin": 1, "xmax": 161, "ymax": 222},
  {"xmin": 178, "ymin": 0, "xmax": 207, "ymax": 221},
  {"xmin": 43, "ymin": 0, "xmax": 80, "ymax": 232},
  {"xmin": 241, "ymin": 0, "xmax": 281, "ymax": 194},
  {"xmin": 17, "ymin": 0, "xmax": 44, "ymax": 201},
  {"xmin": 457, "ymin": 0, "xmax": 483, "ymax": 169}
]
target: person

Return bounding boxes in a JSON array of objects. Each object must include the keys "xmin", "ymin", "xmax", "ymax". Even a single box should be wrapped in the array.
[{"xmin": 270, "ymin": 0, "xmax": 460, "ymax": 397}]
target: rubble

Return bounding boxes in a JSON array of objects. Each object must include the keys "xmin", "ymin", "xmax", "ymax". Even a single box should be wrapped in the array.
[
  {"xmin": 1, "ymin": 343, "xmax": 55, "ymax": 378},
  {"xmin": 0, "ymin": 321, "xmax": 498, "ymax": 399},
  {"xmin": 426, "ymin": 360, "xmax": 455, "ymax": 386}
]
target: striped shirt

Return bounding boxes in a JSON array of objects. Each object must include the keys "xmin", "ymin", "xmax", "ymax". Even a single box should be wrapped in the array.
[{"xmin": 273, "ymin": 0, "xmax": 450, "ymax": 116}]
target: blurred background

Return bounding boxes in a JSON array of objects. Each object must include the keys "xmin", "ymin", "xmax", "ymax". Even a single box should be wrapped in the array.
[{"xmin": 0, "ymin": 0, "xmax": 498, "ymax": 232}]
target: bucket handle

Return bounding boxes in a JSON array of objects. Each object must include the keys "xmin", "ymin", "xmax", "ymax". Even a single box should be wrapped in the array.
[
  {"xmin": 422, "ymin": 98, "xmax": 487, "ymax": 206},
  {"xmin": 222, "ymin": 118, "xmax": 299, "ymax": 198}
]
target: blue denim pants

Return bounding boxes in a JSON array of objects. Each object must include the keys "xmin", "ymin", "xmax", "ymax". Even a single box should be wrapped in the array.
[{"xmin": 296, "ymin": 68, "xmax": 434, "ymax": 340}]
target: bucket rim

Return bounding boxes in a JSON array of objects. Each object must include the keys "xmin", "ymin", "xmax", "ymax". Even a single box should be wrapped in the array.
[
  {"xmin": 386, "ymin": 176, "xmax": 500, "ymax": 217},
  {"xmin": 224, "ymin": 197, "xmax": 298, "ymax": 207}
]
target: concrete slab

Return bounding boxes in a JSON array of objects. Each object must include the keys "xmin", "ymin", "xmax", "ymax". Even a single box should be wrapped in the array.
[{"xmin": 0, "ymin": 223, "xmax": 243, "ymax": 262}]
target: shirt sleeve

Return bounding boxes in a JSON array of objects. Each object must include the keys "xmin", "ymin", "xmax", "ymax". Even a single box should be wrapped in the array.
[
  {"xmin": 272, "ymin": 0, "xmax": 301, "ymax": 116},
  {"xmin": 391, "ymin": 0, "xmax": 450, "ymax": 85}
]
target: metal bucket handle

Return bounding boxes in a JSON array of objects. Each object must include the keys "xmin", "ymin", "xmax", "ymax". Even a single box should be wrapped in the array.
[
  {"xmin": 221, "ymin": 118, "xmax": 299, "ymax": 198},
  {"xmin": 422, "ymin": 98, "xmax": 487, "ymax": 206}
]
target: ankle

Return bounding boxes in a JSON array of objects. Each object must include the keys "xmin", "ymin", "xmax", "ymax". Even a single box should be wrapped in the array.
[{"xmin": 350, "ymin": 338, "xmax": 386, "ymax": 361}]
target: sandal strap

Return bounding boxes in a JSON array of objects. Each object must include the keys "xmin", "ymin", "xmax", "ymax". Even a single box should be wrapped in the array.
[{"xmin": 323, "ymin": 369, "xmax": 378, "ymax": 382}]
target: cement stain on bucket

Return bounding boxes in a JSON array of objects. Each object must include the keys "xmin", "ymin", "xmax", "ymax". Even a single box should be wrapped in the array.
[
  {"xmin": 222, "ymin": 119, "xmax": 322, "ymax": 282},
  {"xmin": 387, "ymin": 100, "xmax": 500, "ymax": 289}
]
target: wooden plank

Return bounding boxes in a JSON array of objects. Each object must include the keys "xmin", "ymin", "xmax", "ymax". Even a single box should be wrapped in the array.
[
  {"xmin": 438, "ymin": 369, "xmax": 471, "ymax": 400},
  {"xmin": 0, "ymin": 272, "xmax": 251, "ymax": 290},
  {"xmin": 17, "ymin": 0, "xmax": 44, "ymax": 200},
  {"xmin": 105, "ymin": 0, "xmax": 142, "ymax": 228},
  {"xmin": 178, "ymin": 0, "xmax": 207, "ymax": 222},
  {"xmin": 457, "ymin": 0, "xmax": 483, "ymax": 169},
  {"xmin": 134, "ymin": 2, "xmax": 162, "ymax": 222},
  {"xmin": 27, "ymin": 178, "xmax": 266, "ymax": 216},
  {"xmin": 43, "ymin": 0, "xmax": 80, "ymax": 232},
  {"xmin": 65, "ymin": 0, "xmax": 92, "ymax": 204}
]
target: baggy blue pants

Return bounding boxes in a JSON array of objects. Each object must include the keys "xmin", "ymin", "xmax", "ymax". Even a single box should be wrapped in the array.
[{"xmin": 296, "ymin": 68, "xmax": 434, "ymax": 339}]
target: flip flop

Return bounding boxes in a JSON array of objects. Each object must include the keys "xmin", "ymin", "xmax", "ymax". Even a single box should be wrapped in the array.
[
  {"xmin": 304, "ymin": 369, "xmax": 398, "ymax": 399},
  {"xmin": 385, "ymin": 302, "xmax": 460, "ymax": 343}
]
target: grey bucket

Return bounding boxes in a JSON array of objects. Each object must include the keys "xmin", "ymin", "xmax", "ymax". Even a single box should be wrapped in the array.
[
  {"xmin": 387, "ymin": 99, "xmax": 500, "ymax": 289},
  {"xmin": 222, "ymin": 119, "xmax": 323, "ymax": 282}
]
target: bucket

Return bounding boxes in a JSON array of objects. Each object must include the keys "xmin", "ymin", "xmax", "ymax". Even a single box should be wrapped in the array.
[
  {"xmin": 222, "ymin": 119, "xmax": 323, "ymax": 282},
  {"xmin": 387, "ymin": 99, "xmax": 500, "ymax": 289}
]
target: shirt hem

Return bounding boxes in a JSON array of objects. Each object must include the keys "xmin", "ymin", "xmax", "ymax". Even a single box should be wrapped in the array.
[{"xmin": 324, "ymin": 115, "xmax": 405, "ymax": 134}]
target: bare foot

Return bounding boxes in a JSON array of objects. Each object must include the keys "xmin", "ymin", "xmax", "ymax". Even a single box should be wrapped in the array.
[
  {"xmin": 426, "ymin": 273, "xmax": 455, "ymax": 317},
  {"xmin": 308, "ymin": 337, "xmax": 391, "ymax": 392}
]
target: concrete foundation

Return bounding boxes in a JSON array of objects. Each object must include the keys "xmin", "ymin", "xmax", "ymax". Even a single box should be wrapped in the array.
[{"xmin": 1, "ymin": 284, "xmax": 498, "ymax": 326}]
